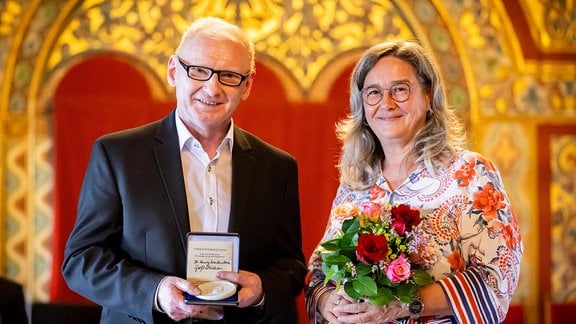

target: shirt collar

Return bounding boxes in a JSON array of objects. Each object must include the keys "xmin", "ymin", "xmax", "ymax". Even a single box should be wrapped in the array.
[{"xmin": 175, "ymin": 115, "xmax": 234, "ymax": 152}]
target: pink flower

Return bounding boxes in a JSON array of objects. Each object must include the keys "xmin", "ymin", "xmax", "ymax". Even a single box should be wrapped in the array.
[
  {"xmin": 359, "ymin": 201, "xmax": 383, "ymax": 222},
  {"xmin": 385, "ymin": 254, "xmax": 412, "ymax": 283}
]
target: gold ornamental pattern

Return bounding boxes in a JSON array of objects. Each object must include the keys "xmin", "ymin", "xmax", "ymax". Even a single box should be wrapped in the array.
[{"xmin": 48, "ymin": 0, "xmax": 412, "ymax": 97}]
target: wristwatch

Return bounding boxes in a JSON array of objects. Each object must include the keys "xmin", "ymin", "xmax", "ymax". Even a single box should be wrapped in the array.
[{"xmin": 407, "ymin": 295, "xmax": 424, "ymax": 319}]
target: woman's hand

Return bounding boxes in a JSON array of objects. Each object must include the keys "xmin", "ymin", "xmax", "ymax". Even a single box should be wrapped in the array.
[
  {"xmin": 318, "ymin": 288, "xmax": 409, "ymax": 324},
  {"xmin": 333, "ymin": 296, "xmax": 408, "ymax": 324},
  {"xmin": 318, "ymin": 289, "xmax": 354, "ymax": 323}
]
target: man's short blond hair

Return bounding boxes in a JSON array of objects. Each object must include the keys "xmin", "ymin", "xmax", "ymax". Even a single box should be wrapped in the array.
[{"xmin": 176, "ymin": 17, "xmax": 255, "ymax": 72}]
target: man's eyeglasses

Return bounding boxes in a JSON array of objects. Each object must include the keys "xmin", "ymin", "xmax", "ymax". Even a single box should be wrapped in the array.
[
  {"xmin": 177, "ymin": 57, "xmax": 250, "ymax": 87},
  {"xmin": 361, "ymin": 82, "xmax": 415, "ymax": 106}
]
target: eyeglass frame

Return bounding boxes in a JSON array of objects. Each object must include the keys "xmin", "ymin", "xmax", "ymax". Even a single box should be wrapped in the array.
[
  {"xmin": 360, "ymin": 81, "xmax": 417, "ymax": 106},
  {"xmin": 176, "ymin": 56, "xmax": 250, "ymax": 87}
]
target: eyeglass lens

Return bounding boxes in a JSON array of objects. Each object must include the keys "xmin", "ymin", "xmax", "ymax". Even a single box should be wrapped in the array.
[{"xmin": 362, "ymin": 82, "xmax": 412, "ymax": 105}]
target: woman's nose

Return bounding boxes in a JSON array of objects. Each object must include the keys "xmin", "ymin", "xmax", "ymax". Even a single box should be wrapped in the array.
[{"xmin": 380, "ymin": 92, "xmax": 397, "ymax": 109}]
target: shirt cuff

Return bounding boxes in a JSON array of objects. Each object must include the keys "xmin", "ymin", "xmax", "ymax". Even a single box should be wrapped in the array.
[
  {"xmin": 153, "ymin": 276, "xmax": 168, "ymax": 313},
  {"xmin": 253, "ymin": 293, "xmax": 265, "ymax": 307}
]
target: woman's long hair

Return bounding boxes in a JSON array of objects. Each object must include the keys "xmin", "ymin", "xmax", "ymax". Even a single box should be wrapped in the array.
[{"xmin": 337, "ymin": 39, "xmax": 466, "ymax": 190}]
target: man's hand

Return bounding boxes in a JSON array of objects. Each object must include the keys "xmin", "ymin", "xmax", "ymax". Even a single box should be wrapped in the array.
[
  {"xmin": 157, "ymin": 276, "xmax": 223, "ymax": 321},
  {"xmin": 216, "ymin": 270, "xmax": 263, "ymax": 308}
]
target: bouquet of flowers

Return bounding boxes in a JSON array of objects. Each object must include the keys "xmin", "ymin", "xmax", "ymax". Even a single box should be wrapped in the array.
[{"xmin": 320, "ymin": 201, "xmax": 434, "ymax": 306}]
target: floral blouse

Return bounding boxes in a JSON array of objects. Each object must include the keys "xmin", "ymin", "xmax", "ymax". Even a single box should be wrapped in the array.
[{"xmin": 306, "ymin": 150, "xmax": 523, "ymax": 323}]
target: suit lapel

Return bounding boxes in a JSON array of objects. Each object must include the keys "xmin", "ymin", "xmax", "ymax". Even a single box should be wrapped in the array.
[
  {"xmin": 153, "ymin": 112, "xmax": 190, "ymax": 253},
  {"xmin": 228, "ymin": 128, "xmax": 255, "ymax": 232}
]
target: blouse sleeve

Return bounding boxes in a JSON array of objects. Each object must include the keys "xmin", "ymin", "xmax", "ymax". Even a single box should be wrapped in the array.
[{"xmin": 437, "ymin": 152, "xmax": 523, "ymax": 323}]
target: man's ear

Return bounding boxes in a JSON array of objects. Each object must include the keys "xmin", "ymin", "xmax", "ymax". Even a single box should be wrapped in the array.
[
  {"xmin": 241, "ymin": 72, "xmax": 256, "ymax": 100},
  {"xmin": 167, "ymin": 55, "xmax": 177, "ymax": 87}
]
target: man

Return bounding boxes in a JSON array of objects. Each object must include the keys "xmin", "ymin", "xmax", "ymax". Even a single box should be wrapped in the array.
[
  {"xmin": 62, "ymin": 17, "xmax": 306, "ymax": 324},
  {"xmin": 0, "ymin": 277, "xmax": 28, "ymax": 323}
]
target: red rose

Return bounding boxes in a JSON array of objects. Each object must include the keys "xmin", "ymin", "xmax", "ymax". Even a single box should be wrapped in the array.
[
  {"xmin": 356, "ymin": 233, "xmax": 388, "ymax": 264},
  {"xmin": 390, "ymin": 204, "xmax": 421, "ymax": 235}
]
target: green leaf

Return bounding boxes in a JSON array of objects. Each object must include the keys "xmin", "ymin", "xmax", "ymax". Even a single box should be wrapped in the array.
[
  {"xmin": 344, "ymin": 281, "xmax": 363, "ymax": 300},
  {"xmin": 324, "ymin": 255, "xmax": 351, "ymax": 266},
  {"xmin": 322, "ymin": 265, "xmax": 344, "ymax": 284},
  {"xmin": 339, "ymin": 246, "xmax": 357, "ymax": 260},
  {"xmin": 352, "ymin": 276, "xmax": 378, "ymax": 296},
  {"xmin": 377, "ymin": 273, "xmax": 395, "ymax": 287},
  {"xmin": 320, "ymin": 239, "xmax": 340, "ymax": 251},
  {"xmin": 339, "ymin": 231, "xmax": 357, "ymax": 247},
  {"xmin": 323, "ymin": 268, "xmax": 334, "ymax": 285},
  {"xmin": 395, "ymin": 283, "xmax": 416, "ymax": 303},
  {"xmin": 342, "ymin": 217, "xmax": 359, "ymax": 233},
  {"xmin": 334, "ymin": 277, "xmax": 342, "ymax": 292},
  {"xmin": 355, "ymin": 263, "xmax": 373, "ymax": 277},
  {"xmin": 412, "ymin": 270, "xmax": 434, "ymax": 285},
  {"xmin": 397, "ymin": 294, "xmax": 413, "ymax": 304},
  {"xmin": 367, "ymin": 287, "xmax": 394, "ymax": 306},
  {"xmin": 321, "ymin": 263, "xmax": 332, "ymax": 276}
]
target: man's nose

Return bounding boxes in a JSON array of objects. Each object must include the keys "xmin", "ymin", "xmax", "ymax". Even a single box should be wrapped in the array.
[{"xmin": 202, "ymin": 74, "xmax": 223, "ymax": 94}]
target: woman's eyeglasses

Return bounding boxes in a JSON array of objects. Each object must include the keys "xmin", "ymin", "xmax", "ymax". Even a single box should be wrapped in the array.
[{"xmin": 361, "ymin": 82, "xmax": 415, "ymax": 106}]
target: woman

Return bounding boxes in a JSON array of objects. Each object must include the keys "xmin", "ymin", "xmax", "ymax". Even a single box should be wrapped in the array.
[{"xmin": 305, "ymin": 39, "xmax": 523, "ymax": 323}]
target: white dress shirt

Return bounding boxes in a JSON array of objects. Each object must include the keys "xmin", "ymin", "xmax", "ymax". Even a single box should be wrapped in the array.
[{"xmin": 176, "ymin": 116, "xmax": 233, "ymax": 233}]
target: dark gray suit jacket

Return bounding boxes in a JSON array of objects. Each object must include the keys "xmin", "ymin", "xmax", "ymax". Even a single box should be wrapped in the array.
[
  {"xmin": 0, "ymin": 278, "xmax": 28, "ymax": 324},
  {"xmin": 62, "ymin": 111, "xmax": 306, "ymax": 323}
]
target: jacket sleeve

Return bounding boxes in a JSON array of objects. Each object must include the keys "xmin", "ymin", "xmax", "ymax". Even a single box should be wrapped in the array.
[
  {"xmin": 61, "ymin": 139, "xmax": 165, "ymax": 324},
  {"xmin": 257, "ymin": 157, "xmax": 308, "ymax": 320}
]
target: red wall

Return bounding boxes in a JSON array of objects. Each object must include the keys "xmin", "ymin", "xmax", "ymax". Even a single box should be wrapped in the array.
[
  {"xmin": 52, "ymin": 54, "xmax": 351, "ymax": 322},
  {"xmin": 52, "ymin": 55, "xmax": 175, "ymax": 302}
]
